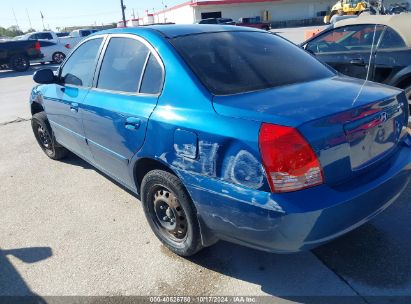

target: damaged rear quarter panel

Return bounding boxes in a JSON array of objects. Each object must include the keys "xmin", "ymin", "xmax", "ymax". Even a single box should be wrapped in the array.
[{"xmin": 141, "ymin": 103, "xmax": 269, "ymax": 193}]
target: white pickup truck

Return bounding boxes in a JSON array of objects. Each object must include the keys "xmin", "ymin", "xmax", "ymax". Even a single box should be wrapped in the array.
[{"xmin": 19, "ymin": 29, "xmax": 98, "ymax": 49}]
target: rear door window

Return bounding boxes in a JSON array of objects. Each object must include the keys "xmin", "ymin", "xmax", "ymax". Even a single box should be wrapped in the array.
[
  {"xmin": 140, "ymin": 54, "xmax": 163, "ymax": 94},
  {"xmin": 97, "ymin": 37, "xmax": 150, "ymax": 93}
]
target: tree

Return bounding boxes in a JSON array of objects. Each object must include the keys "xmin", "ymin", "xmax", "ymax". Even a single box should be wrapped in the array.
[
  {"xmin": 25, "ymin": 28, "xmax": 36, "ymax": 33},
  {"xmin": 7, "ymin": 25, "xmax": 23, "ymax": 36},
  {"xmin": 0, "ymin": 26, "xmax": 23, "ymax": 37}
]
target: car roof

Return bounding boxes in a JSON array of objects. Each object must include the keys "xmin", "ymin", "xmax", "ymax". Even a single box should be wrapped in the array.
[
  {"xmin": 100, "ymin": 24, "xmax": 264, "ymax": 39},
  {"xmin": 334, "ymin": 13, "xmax": 411, "ymax": 47}
]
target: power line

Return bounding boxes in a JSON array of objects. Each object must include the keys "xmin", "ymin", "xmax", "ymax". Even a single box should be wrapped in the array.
[
  {"xmin": 12, "ymin": 8, "xmax": 20, "ymax": 29},
  {"xmin": 26, "ymin": 9, "xmax": 32, "ymax": 29},
  {"xmin": 45, "ymin": 10, "xmax": 117, "ymax": 20}
]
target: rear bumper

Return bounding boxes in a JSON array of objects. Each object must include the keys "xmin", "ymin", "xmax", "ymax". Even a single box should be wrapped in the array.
[{"xmin": 180, "ymin": 144, "xmax": 411, "ymax": 252}]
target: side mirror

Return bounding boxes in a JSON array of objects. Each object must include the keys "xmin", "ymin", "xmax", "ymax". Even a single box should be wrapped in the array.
[{"xmin": 33, "ymin": 69, "xmax": 55, "ymax": 84}]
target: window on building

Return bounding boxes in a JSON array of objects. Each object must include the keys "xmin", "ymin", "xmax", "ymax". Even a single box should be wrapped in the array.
[{"xmin": 201, "ymin": 11, "xmax": 222, "ymax": 19}]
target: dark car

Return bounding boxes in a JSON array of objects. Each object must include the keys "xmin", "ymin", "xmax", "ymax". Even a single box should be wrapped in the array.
[
  {"xmin": 236, "ymin": 17, "xmax": 271, "ymax": 30},
  {"xmin": 0, "ymin": 40, "xmax": 43, "ymax": 71},
  {"xmin": 197, "ymin": 18, "xmax": 236, "ymax": 25},
  {"xmin": 302, "ymin": 14, "xmax": 411, "ymax": 109},
  {"xmin": 30, "ymin": 25, "xmax": 411, "ymax": 256}
]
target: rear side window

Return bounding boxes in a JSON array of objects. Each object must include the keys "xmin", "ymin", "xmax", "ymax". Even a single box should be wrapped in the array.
[
  {"xmin": 140, "ymin": 54, "xmax": 163, "ymax": 94},
  {"xmin": 97, "ymin": 37, "xmax": 150, "ymax": 93},
  {"xmin": 378, "ymin": 27, "xmax": 406, "ymax": 49},
  {"xmin": 171, "ymin": 31, "xmax": 334, "ymax": 95},
  {"xmin": 61, "ymin": 38, "xmax": 103, "ymax": 87},
  {"xmin": 39, "ymin": 41, "xmax": 55, "ymax": 47},
  {"xmin": 306, "ymin": 24, "xmax": 384, "ymax": 54},
  {"xmin": 38, "ymin": 33, "xmax": 53, "ymax": 40}
]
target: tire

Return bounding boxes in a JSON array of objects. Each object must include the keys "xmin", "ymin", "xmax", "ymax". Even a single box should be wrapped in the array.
[
  {"xmin": 52, "ymin": 52, "xmax": 66, "ymax": 64},
  {"xmin": 141, "ymin": 170, "xmax": 203, "ymax": 256},
  {"xmin": 9, "ymin": 54, "xmax": 30, "ymax": 72},
  {"xmin": 31, "ymin": 112, "xmax": 69, "ymax": 160}
]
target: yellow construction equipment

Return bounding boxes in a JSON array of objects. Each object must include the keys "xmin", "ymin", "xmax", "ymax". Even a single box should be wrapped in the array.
[{"xmin": 324, "ymin": 0, "xmax": 368, "ymax": 23}]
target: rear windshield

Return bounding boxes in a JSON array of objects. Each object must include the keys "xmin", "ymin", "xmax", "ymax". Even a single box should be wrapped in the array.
[{"xmin": 170, "ymin": 31, "xmax": 334, "ymax": 95}]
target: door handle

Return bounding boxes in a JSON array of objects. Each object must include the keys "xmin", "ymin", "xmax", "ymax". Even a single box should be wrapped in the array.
[
  {"xmin": 125, "ymin": 117, "xmax": 141, "ymax": 130},
  {"xmin": 350, "ymin": 58, "xmax": 365, "ymax": 66},
  {"xmin": 70, "ymin": 102, "xmax": 79, "ymax": 113}
]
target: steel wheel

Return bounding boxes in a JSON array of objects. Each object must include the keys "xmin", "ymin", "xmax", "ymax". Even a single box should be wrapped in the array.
[
  {"xmin": 141, "ymin": 170, "xmax": 203, "ymax": 256},
  {"xmin": 38, "ymin": 125, "xmax": 52, "ymax": 149},
  {"xmin": 31, "ymin": 112, "xmax": 69, "ymax": 160},
  {"xmin": 151, "ymin": 186, "xmax": 188, "ymax": 242},
  {"xmin": 34, "ymin": 123, "xmax": 54, "ymax": 156}
]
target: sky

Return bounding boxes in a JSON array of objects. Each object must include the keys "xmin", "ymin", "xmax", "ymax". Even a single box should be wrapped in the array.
[{"xmin": 1, "ymin": 0, "xmax": 183, "ymax": 31}]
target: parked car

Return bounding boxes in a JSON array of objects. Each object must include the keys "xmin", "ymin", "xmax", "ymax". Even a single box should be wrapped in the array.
[
  {"xmin": 19, "ymin": 30, "xmax": 87, "ymax": 49},
  {"xmin": 302, "ymin": 14, "xmax": 411, "ymax": 109},
  {"xmin": 20, "ymin": 31, "xmax": 60, "ymax": 43},
  {"xmin": 30, "ymin": 25, "xmax": 411, "ymax": 256},
  {"xmin": 236, "ymin": 17, "xmax": 271, "ymax": 30},
  {"xmin": 69, "ymin": 28, "xmax": 98, "ymax": 38},
  {"xmin": 33, "ymin": 41, "xmax": 71, "ymax": 64},
  {"xmin": 0, "ymin": 40, "xmax": 43, "ymax": 71},
  {"xmin": 197, "ymin": 18, "xmax": 236, "ymax": 25}
]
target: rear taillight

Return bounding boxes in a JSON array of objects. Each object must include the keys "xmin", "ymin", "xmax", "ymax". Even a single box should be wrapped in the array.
[
  {"xmin": 65, "ymin": 43, "xmax": 71, "ymax": 49},
  {"xmin": 258, "ymin": 123, "xmax": 324, "ymax": 193},
  {"xmin": 35, "ymin": 41, "xmax": 41, "ymax": 51}
]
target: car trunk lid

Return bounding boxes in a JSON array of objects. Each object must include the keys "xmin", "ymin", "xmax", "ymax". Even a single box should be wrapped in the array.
[{"xmin": 213, "ymin": 76, "xmax": 409, "ymax": 186}]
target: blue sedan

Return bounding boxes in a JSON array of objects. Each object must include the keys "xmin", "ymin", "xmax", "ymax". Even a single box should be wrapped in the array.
[{"xmin": 30, "ymin": 25, "xmax": 411, "ymax": 256}]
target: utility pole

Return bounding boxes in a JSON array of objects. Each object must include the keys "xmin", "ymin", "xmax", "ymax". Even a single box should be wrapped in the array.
[
  {"xmin": 120, "ymin": 0, "xmax": 127, "ymax": 27},
  {"xmin": 40, "ymin": 11, "xmax": 45, "ymax": 30},
  {"xmin": 161, "ymin": 0, "xmax": 167, "ymax": 23}
]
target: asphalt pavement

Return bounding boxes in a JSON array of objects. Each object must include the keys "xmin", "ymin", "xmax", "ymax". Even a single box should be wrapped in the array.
[{"xmin": 0, "ymin": 36, "xmax": 410, "ymax": 303}]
